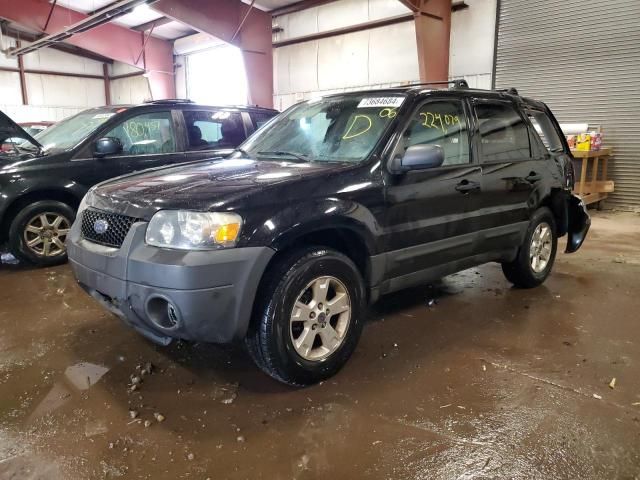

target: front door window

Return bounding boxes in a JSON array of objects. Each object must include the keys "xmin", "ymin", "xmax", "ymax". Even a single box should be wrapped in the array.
[{"xmin": 102, "ymin": 111, "xmax": 176, "ymax": 155}]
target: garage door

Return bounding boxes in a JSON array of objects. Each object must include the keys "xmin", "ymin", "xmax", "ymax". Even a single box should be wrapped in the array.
[{"xmin": 494, "ymin": 0, "xmax": 640, "ymax": 210}]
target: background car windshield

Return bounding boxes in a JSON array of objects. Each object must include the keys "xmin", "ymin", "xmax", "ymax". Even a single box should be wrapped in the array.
[
  {"xmin": 241, "ymin": 94, "xmax": 406, "ymax": 163},
  {"xmin": 28, "ymin": 108, "xmax": 120, "ymax": 152}
]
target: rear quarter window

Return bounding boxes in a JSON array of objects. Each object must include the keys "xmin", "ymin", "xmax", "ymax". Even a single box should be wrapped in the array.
[{"xmin": 527, "ymin": 110, "xmax": 565, "ymax": 153}]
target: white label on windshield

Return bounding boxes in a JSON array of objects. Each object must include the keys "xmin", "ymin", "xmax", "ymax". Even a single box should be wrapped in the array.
[
  {"xmin": 92, "ymin": 113, "xmax": 115, "ymax": 119},
  {"xmin": 357, "ymin": 97, "xmax": 404, "ymax": 108}
]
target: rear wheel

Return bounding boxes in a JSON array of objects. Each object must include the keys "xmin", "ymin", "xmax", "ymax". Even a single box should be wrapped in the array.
[
  {"xmin": 8, "ymin": 200, "xmax": 75, "ymax": 267},
  {"xmin": 246, "ymin": 247, "xmax": 365, "ymax": 386},
  {"xmin": 502, "ymin": 207, "xmax": 557, "ymax": 288}
]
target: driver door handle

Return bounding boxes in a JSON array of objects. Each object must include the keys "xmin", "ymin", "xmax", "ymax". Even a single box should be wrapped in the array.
[{"xmin": 455, "ymin": 179, "xmax": 480, "ymax": 193}]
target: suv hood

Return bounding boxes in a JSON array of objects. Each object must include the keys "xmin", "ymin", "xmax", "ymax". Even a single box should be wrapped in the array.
[
  {"xmin": 91, "ymin": 157, "xmax": 353, "ymax": 217},
  {"xmin": 0, "ymin": 110, "xmax": 43, "ymax": 149}
]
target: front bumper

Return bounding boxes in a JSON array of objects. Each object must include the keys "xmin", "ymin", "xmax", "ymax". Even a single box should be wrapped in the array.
[
  {"xmin": 67, "ymin": 218, "xmax": 274, "ymax": 345},
  {"xmin": 565, "ymin": 193, "xmax": 590, "ymax": 253}
]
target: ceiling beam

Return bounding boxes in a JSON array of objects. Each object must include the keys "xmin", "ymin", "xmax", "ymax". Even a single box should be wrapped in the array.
[
  {"xmin": 0, "ymin": 0, "xmax": 175, "ymax": 99},
  {"xmin": 1, "ymin": 23, "xmax": 114, "ymax": 64},
  {"xmin": 132, "ymin": 15, "xmax": 173, "ymax": 31},
  {"xmin": 153, "ymin": 0, "xmax": 273, "ymax": 107}
]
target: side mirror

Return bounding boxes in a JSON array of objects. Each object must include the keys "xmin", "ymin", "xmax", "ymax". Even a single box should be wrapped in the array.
[
  {"xmin": 94, "ymin": 137, "xmax": 123, "ymax": 158},
  {"xmin": 390, "ymin": 144, "xmax": 445, "ymax": 173}
]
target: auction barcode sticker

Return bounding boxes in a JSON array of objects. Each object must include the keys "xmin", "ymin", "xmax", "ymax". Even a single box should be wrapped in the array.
[{"xmin": 357, "ymin": 97, "xmax": 405, "ymax": 108}]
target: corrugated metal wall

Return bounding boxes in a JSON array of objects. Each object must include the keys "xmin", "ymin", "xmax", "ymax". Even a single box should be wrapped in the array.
[{"xmin": 494, "ymin": 0, "xmax": 640, "ymax": 210}]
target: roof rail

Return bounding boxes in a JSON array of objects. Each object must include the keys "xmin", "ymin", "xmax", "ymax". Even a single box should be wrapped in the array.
[
  {"xmin": 144, "ymin": 99, "xmax": 194, "ymax": 104},
  {"xmin": 406, "ymin": 79, "xmax": 469, "ymax": 89},
  {"xmin": 496, "ymin": 87, "xmax": 519, "ymax": 95}
]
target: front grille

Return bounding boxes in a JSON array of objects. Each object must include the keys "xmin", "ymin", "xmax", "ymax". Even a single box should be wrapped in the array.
[{"xmin": 81, "ymin": 208, "xmax": 141, "ymax": 248}]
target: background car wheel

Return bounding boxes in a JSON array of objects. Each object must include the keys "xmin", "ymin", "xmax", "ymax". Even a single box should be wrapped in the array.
[
  {"xmin": 8, "ymin": 200, "xmax": 75, "ymax": 267},
  {"xmin": 246, "ymin": 246, "xmax": 366, "ymax": 386},
  {"xmin": 502, "ymin": 207, "xmax": 557, "ymax": 288}
]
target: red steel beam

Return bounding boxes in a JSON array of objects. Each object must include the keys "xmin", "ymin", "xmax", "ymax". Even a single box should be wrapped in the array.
[
  {"xmin": 410, "ymin": 0, "xmax": 451, "ymax": 82},
  {"xmin": 103, "ymin": 63, "xmax": 111, "ymax": 105},
  {"xmin": 0, "ymin": 0, "xmax": 175, "ymax": 99},
  {"xmin": 16, "ymin": 41, "xmax": 28, "ymax": 105},
  {"xmin": 154, "ymin": 0, "xmax": 273, "ymax": 108}
]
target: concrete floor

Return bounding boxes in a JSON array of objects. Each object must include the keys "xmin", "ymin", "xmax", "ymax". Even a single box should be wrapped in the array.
[{"xmin": 1, "ymin": 211, "xmax": 639, "ymax": 480}]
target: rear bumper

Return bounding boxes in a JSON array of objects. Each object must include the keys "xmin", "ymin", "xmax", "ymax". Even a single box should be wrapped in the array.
[
  {"xmin": 565, "ymin": 194, "xmax": 590, "ymax": 253},
  {"xmin": 67, "ymin": 218, "xmax": 274, "ymax": 345}
]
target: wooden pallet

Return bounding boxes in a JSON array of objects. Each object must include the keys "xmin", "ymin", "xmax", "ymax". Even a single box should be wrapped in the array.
[{"xmin": 571, "ymin": 148, "xmax": 614, "ymax": 206}]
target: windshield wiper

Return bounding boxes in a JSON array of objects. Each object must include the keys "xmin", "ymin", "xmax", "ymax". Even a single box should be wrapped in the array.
[
  {"xmin": 257, "ymin": 151, "xmax": 310, "ymax": 162},
  {"xmin": 232, "ymin": 147, "xmax": 255, "ymax": 159}
]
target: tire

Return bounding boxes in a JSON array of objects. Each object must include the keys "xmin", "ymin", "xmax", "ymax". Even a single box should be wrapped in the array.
[
  {"xmin": 502, "ymin": 207, "xmax": 557, "ymax": 288},
  {"xmin": 8, "ymin": 200, "xmax": 75, "ymax": 267},
  {"xmin": 246, "ymin": 246, "xmax": 366, "ymax": 386}
]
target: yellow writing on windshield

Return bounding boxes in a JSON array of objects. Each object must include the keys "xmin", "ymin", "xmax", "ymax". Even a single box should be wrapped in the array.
[
  {"xmin": 342, "ymin": 114, "xmax": 372, "ymax": 140},
  {"xmin": 419, "ymin": 112, "xmax": 461, "ymax": 134}
]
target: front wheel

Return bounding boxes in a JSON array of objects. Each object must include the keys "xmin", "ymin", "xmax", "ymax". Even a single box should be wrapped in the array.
[
  {"xmin": 246, "ymin": 247, "xmax": 366, "ymax": 386},
  {"xmin": 502, "ymin": 207, "xmax": 557, "ymax": 288},
  {"xmin": 8, "ymin": 200, "xmax": 75, "ymax": 267}
]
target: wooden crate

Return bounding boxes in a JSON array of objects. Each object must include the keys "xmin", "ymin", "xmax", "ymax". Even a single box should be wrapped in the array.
[{"xmin": 571, "ymin": 148, "xmax": 614, "ymax": 206}]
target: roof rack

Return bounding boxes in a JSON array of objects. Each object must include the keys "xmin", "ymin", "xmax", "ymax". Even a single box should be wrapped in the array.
[
  {"xmin": 144, "ymin": 99, "xmax": 195, "ymax": 104},
  {"xmin": 406, "ymin": 79, "xmax": 469, "ymax": 90},
  {"xmin": 496, "ymin": 87, "xmax": 519, "ymax": 95}
]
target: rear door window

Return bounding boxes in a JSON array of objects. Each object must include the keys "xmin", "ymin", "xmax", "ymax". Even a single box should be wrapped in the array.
[
  {"xmin": 183, "ymin": 110, "xmax": 245, "ymax": 150},
  {"xmin": 475, "ymin": 101, "xmax": 531, "ymax": 162},
  {"xmin": 527, "ymin": 109, "xmax": 564, "ymax": 153}
]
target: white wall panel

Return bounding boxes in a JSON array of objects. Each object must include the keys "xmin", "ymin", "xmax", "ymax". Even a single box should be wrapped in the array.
[
  {"xmin": 287, "ymin": 41, "xmax": 319, "ymax": 93},
  {"xmin": 0, "ymin": 37, "xmax": 18, "ymax": 68},
  {"xmin": 110, "ymin": 76, "xmax": 151, "ymax": 105},
  {"xmin": 0, "ymin": 71, "xmax": 22, "ymax": 104},
  {"xmin": 110, "ymin": 61, "xmax": 142, "ymax": 76},
  {"xmin": 22, "ymin": 45, "xmax": 103, "ymax": 75},
  {"xmin": 449, "ymin": 0, "xmax": 496, "ymax": 79},
  {"xmin": 369, "ymin": 0, "xmax": 411, "ymax": 20},
  {"xmin": 369, "ymin": 21, "xmax": 418, "ymax": 84},
  {"xmin": 0, "ymin": 104, "xmax": 83, "ymax": 123},
  {"xmin": 25, "ymin": 74, "xmax": 105, "ymax": 108},
  {"xmin": 317, "ymin": 31, "xmax": 369, "ymax": 90},
  {"xmin": 317, "ymin": 0, "xmax": 369, "ymax": 32}
]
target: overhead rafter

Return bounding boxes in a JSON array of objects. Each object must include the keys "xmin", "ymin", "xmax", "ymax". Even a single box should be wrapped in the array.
[
  {"xmin": 0, "ymin": 0, "xmax": 175, "ymax": 99},
  {"xmin": 153, "ymin": 0, "xmax": 273, "ymax": 107},
  {"xmin": 0, "ymin": 22, "xmax": 114, "ymax": 64},
  {"xmin": 132, "ymin": 16, "xmax": 173, "ymax": 31},
  {"xmin": 7, "ymin": 0, "xmax": 156, "ymax": 57}
]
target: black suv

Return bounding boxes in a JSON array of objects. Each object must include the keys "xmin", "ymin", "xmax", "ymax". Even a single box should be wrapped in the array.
[
  {"xmin": 67, "ymin": 83, "xmax": 590, "ymax": 386},
  {"xmin": 0, "ymin": 101, "xmax": 277, "ymax": 266}
]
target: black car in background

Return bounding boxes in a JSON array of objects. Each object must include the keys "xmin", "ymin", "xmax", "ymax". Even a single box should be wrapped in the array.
[
  {"xmin": 0, "ymin": 101, "xmax": 278, "ymax": 266},
  {"xmin": 68, "ymin": 83, "xmax": 590, "ymax": 386}
]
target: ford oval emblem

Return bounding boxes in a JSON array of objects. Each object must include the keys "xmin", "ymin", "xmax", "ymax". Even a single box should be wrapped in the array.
[{"xmin": 94, "ymin": 219, "xmax": 109, "ymax": 235}]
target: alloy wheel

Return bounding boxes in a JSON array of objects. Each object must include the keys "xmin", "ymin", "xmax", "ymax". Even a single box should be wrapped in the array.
[
  {"xmin": 290, "ymin": 276, "xmax": 351, "ymax": 361},
  {"xmin": 23, "ymin": 212, "xmax": 71, "ymax": 258}
]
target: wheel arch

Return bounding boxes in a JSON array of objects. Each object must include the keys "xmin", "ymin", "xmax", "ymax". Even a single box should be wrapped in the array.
[
  {"xmin": 0, "ymin": 188, "xmax": 82, "ymax": 242},
  {"xmin": 540, "ymin": 188, "xmax": 569, "ymax": 237}
]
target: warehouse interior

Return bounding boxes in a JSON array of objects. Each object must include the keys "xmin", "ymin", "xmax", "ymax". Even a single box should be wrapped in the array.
[{"xmin": 0, "ymin": 0, "xmax": 639, "ymax": 478}]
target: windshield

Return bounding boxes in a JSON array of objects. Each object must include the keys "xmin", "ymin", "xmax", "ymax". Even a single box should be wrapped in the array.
[
  {"xmin": 27, "ymin": 108, "xmax": 123, "ymax": 152},
  {"xmin": 239, "ymin": 93, "xmax": 406, "ymax": 163}
]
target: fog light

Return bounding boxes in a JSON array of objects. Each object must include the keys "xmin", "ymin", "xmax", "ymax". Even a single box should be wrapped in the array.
[{"xmin": 146, "ymin": 296, "xmax": 180, "ymax": 330}]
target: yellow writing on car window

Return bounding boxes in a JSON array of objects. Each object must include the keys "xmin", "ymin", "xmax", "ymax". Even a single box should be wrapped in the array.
[
  {"xmin": 379, "ymin": 108, "xmax": 397, "ymax": 119},
  {"xmin": 419, "ymin": 112, "xmax": 461, "ymax": 134},
  {"xmin": 123, "ymin": 120, "xmax": 161, "ymax": 139},
  {"xmin": 342, "ymin": 114, "xmax": 372, "ymax": 140}
]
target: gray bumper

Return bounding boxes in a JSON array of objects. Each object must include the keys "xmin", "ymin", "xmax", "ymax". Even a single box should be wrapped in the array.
[{"xmin": 67, "ymin": 219, "xmax": 274, "ymax": 345}]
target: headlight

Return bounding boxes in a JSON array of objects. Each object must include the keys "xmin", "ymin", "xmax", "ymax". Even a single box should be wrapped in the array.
[
  {"xmin": 78, "ymin": 187, "xmax": 96, "ymax": 214},
  {"xmin": 145, "ymin": 211, "xmax": 242, "ymax": 250}
]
